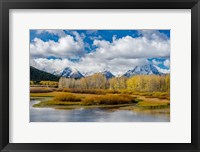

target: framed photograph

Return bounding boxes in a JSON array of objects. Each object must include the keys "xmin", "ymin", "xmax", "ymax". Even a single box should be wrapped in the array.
[
  {"xmin": 30, "ymin": 29, "xmax": 171, "ymax": 123},
  {"xmin": 0, "ymin": 0, "xmax": 200, "ymax": 151}
]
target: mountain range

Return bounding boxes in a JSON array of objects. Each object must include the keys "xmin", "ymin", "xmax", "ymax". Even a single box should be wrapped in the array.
[
  {"xmin": 123, "ymin": 64, "xmax": 162, "ymax": 77},
  {"xmin": 53, "ymin": 67, "xmax": 84, "ymax": 79},
  {"xmin": 31, "ymin": 64, "xmax": 169, "ymax": 81},
  {"xmin": 53, "ymin": 67, "xmax": 115, "ymax": 79}
]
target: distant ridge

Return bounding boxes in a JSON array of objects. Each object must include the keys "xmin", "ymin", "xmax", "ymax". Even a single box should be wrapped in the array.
[{"xmin": 98, "ymin": 71, "xmax": 115, "ymax": 79}]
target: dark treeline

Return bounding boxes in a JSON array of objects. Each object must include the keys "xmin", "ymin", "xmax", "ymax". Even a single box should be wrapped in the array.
[{"xmin": 30, "ymin": 66, "xmax": 60, "ymax": 82}]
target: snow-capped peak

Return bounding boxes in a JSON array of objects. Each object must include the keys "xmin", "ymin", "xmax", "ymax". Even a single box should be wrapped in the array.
[
  {"xmin": 53, "ymin": 67, "xmax": 84, "ymax": 79},
  {"xmin": 123, "ymin": 64, "xmax": 164, "ymax": 77}
]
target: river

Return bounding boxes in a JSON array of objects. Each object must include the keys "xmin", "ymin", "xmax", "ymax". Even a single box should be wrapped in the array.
[{"xmin": 30, "ymin": 100, "xmax": 170, "ymax": 122}]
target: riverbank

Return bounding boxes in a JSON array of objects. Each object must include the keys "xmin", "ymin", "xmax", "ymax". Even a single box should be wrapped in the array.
[{"xmin": 30, "ymin": 90, "xmax": 170, "ymax": 116}]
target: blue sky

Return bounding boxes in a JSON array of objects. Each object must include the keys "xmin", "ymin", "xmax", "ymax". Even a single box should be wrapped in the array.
[{"xmin": 30, "ymin": 30, "xmax": 170, "ymax": 75}]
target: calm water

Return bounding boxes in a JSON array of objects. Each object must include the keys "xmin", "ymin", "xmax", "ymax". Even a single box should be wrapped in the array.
[{"xmin": 30, "ymin": 100, "xmax": 170, "ymax": 122}]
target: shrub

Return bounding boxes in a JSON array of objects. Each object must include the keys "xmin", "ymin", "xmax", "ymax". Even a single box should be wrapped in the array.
[
  {"xmin": 82, "ymin": 94, "xmax": 136, "ymax": 105},
  {"xmin": 106, "ymin": 89, "xmax": 120, "ymax": 94},
  {"xmin": 30, "ymin": 87, "xmax": 53, "ymax": 93},
  {"xmin": 132, "ymin": 92, "xmax": 140, "ymax": 95},
  {"xmin": 119, "ymin": 89, "xmax": 133, "ymax": 94},
  {"xmin": 53, "ymin": 93, "xmax": 81, "ymax": 102},
  {"xmin": 62, "ymin": 88, "xmax": 70, "ymax": 92},
  {"xmin": 39, "ymin": 81, "xmax": 58, "ymax": 86},
  {"xmin": 62, "ymin": 88, "xmax": 106, "ymax": 95}
]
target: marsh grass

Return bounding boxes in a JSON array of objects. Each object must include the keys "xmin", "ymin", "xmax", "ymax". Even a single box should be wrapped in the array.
[
  {"xmin": 61, "ymin": 88, "xmax": 124, "ymax": 95},
  {"xmin": 54, "ymin": 93, "xmax": 81, "ymax": 102},
  {"xmin": 134, "ymin": 98, "xmax": 143, "ymax": 103},
  {"xmin": 82, "ymin": 94, "xmax": 137, "ymax": 105},
  {"xmin": 30, "ymin": 88, "xmax": 170, "ymax": 109},
  {"xmin": 30, "ymin": 87, "xmax": 54, "ymax": 93},
  {"xmin": 31, "ymin": 88, "xmax": 170, "ymax": 100},
  {"xmin": 30, "ymin": 92, "xmax": 60, "ymax": 97},
  {"xmin": 119, "ymin": 89, "xmax": 133, "ymax": 94},
  {"xmin": 33, "ymin": 100, "xmax": 82, "ymax": 107},
  {"xmin": 132, "ymin": 92, "xmax": 170, "ymax": 100},
  {"xmin": 62, "ymin": 88, "xmax": 107, "ymax": 95},
  {"xmin": 137, "ymin": 100, "xmax": 170, "ymax": 109}
]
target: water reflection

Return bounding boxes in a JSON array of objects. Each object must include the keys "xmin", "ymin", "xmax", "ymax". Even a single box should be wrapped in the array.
[{"xmin": 30, "ymin": 100, "xmax": 170, "ymax": 122}]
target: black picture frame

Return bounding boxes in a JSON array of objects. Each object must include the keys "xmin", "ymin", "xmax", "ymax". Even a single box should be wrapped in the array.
[{"xmin": 0, "ymin": 0, "xmax": 200, "ymax": 151}]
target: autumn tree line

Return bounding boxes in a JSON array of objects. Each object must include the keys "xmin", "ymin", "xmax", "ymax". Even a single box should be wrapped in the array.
[
  {"xmin": 59, "ymin": 74, "xmax": 170, "ymax": 93},
  {"xmin": 31, "ymin": 81, "xmax": 58, "ymax": 86}
]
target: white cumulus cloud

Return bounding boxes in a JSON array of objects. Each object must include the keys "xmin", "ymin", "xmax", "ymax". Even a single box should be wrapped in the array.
[
  {"xmin": 92, "ymin": 35, "xmax": 170, "ymax": 60},
  {"xmin": 164, "ymin": 59, "xmax": 170, "ymax": 68},
  {"xmin": 30, "ymin": 34, "xmax": 85, "ymax": 59},
  {"xmin": 30, "ymin": 30, "xmax": 170, "ymax": 76}
]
